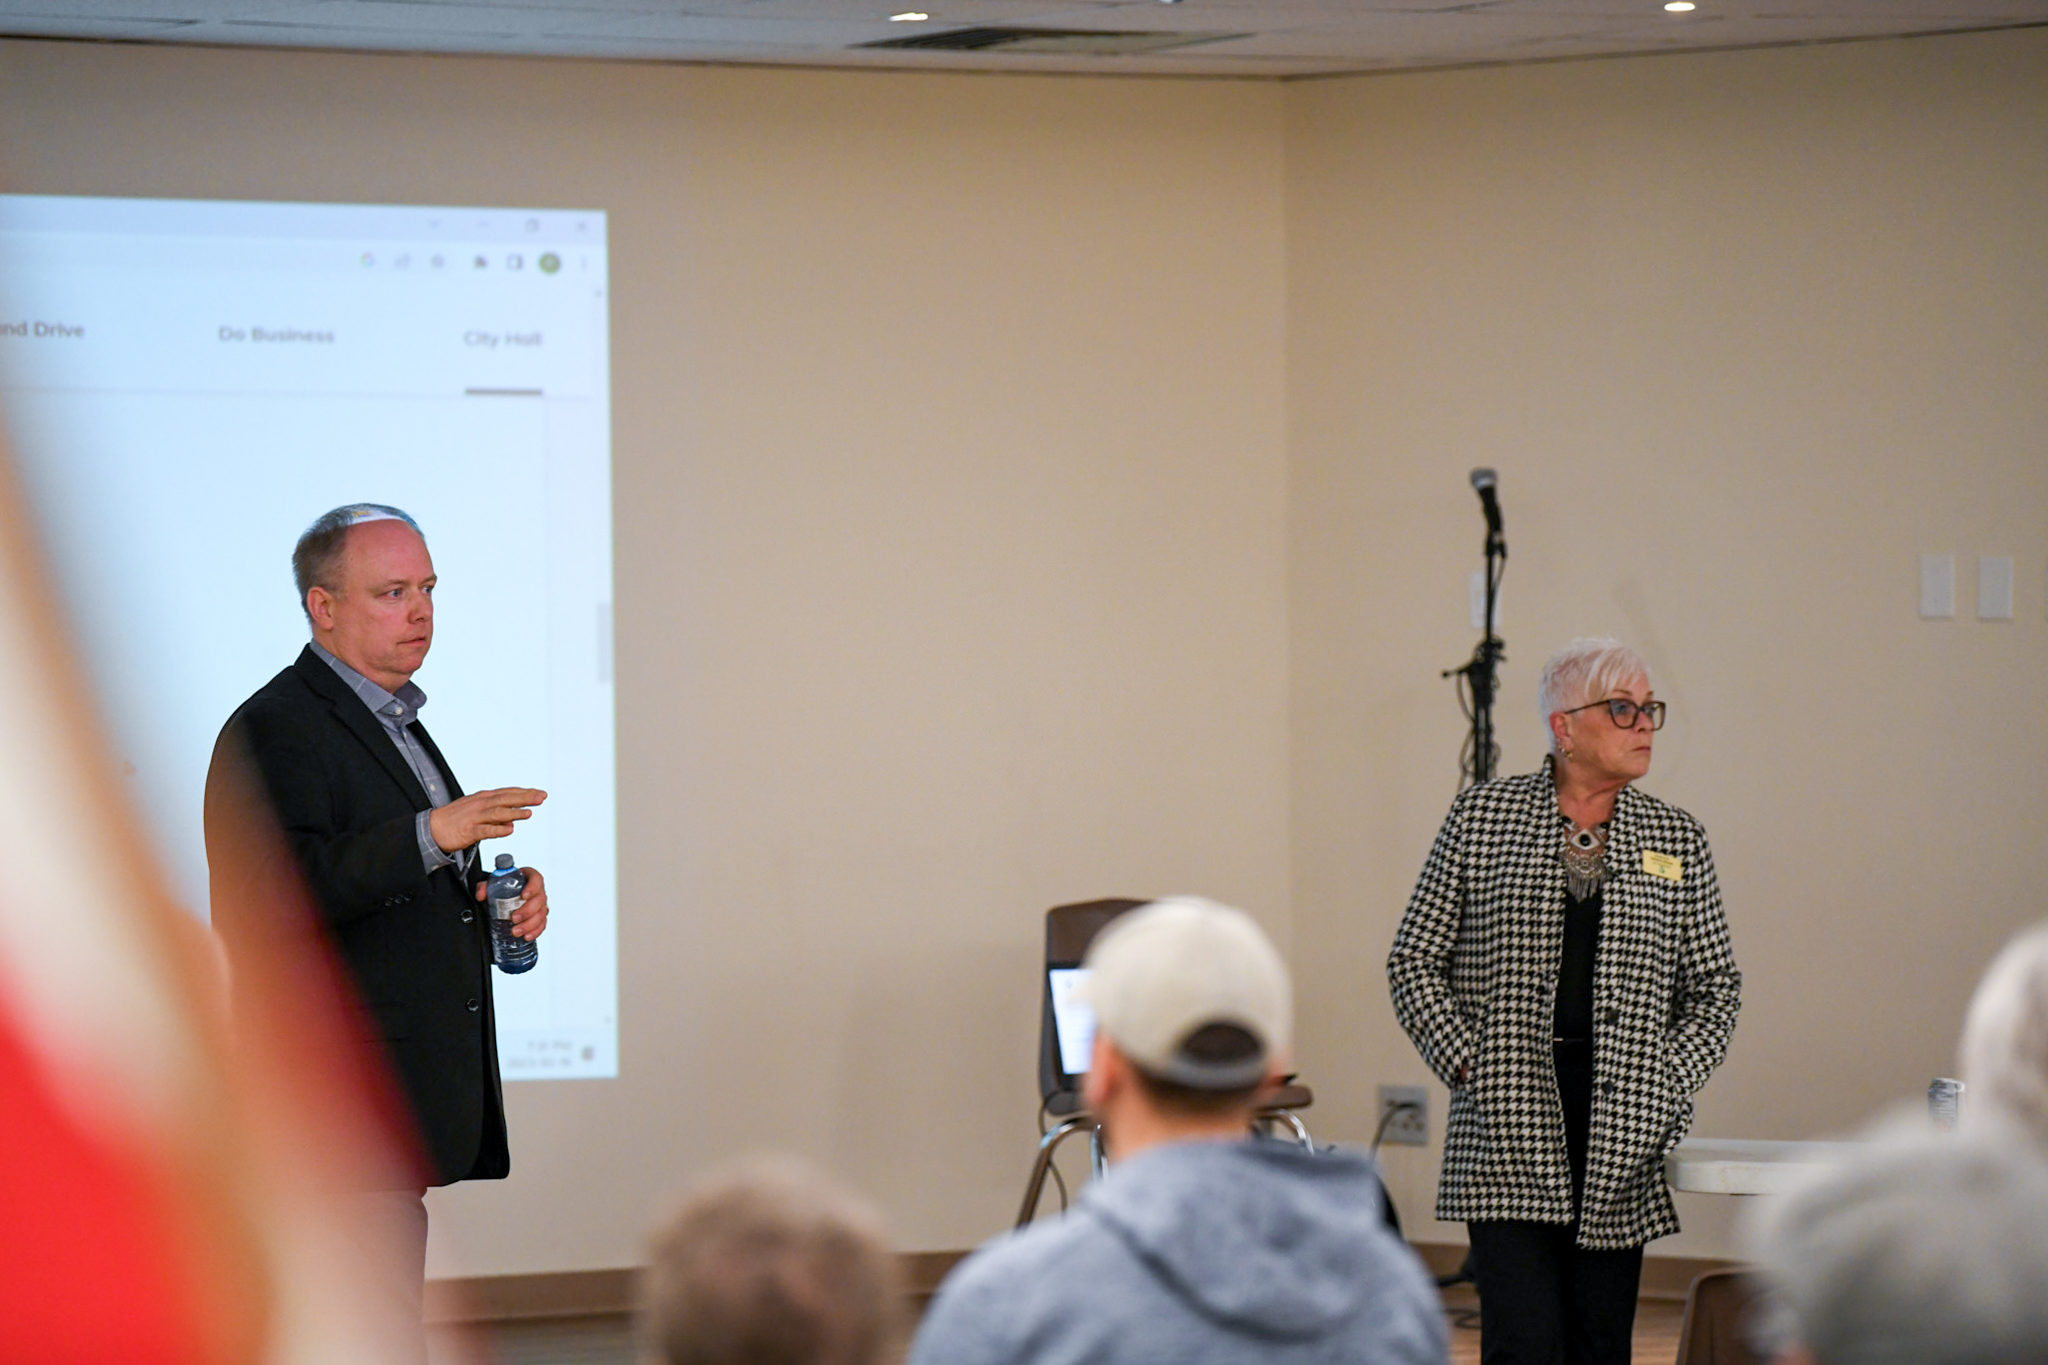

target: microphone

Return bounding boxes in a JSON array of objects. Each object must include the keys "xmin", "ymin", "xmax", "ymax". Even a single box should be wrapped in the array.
[{"xmin": 1470, "ymin": 467, "xmax": 1502, "ymax": 537}]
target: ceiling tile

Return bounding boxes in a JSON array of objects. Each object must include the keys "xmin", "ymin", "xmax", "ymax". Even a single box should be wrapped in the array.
[
  {"xmin": 221, "ymin": 0, "xmax": 560, "ymax": 33},
  {"xmin": 1, "ymin": 0, "xmax": 2041, "ymax": 75},
  {"xmin": 539, "ymin": 10, "xmax": 884, "ymax": 41},
  {"xmin": 0, "ymin": 8, "xmax": 196, "ymax": 29}
]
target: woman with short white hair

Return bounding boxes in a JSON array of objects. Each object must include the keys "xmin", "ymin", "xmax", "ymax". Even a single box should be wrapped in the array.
[{"xmin": 1389, "ymin": 636, "xmax": 1742, "ymax": 1365}]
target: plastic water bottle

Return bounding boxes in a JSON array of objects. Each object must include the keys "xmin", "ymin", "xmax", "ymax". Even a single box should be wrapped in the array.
[{"xmin": 488, "ymin": 854, "xmax": 537, "ymax": 974}]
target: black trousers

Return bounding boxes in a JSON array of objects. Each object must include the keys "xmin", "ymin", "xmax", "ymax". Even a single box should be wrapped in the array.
[{"xmin": 1467, "ymin": 1042, "xmax": 1644, "ymax": 1365}]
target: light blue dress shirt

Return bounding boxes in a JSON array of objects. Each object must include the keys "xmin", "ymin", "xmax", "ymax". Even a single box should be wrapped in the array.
[{"xmin": 311, "ymin": 640, "xmax": 470, "ymax": 876}]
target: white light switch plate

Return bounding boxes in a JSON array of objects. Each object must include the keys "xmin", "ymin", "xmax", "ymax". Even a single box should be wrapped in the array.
[
  {"xmin": 1920, "ymin": 554, "xmax": 1955, "ymax": 619},
  {"xmin": 1978, "ymin": 556, "xmax": 2014, "ymax": 620}
]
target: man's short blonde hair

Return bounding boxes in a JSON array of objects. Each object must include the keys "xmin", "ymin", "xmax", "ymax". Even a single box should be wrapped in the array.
[{"xmin": 642, "ymin": 1157, "xmax": 903, "ymax": 1365}]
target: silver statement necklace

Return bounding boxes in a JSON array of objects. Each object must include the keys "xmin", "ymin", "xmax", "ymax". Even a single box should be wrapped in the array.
[{"xmin": 1560, "ymin": 820, "xmax": 1609, "ymax": 901}]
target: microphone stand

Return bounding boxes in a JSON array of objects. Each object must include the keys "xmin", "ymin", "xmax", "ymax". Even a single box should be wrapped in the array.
[{"xmin": 1444, "ymin": 513, "xmax": 1507, "ymax": 788}]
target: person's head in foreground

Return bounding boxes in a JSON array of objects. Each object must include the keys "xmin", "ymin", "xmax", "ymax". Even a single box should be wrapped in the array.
[
  {"xmin": 1961, "ymin": 922, "xmax": 2048, "ymax": 1150},
  {"xmin": 905, "ymin": 896, "xmax": 1447, "ymax": 1365},
  {"xmin": 1744, "ymin": 1120, "xmax": 2048, "ymax": 1365},
  {"xmin": 1078, "ymin": 895, "xmax": 1290, "ymax": 1158},
  {"xmin": 642, "ymin": 1157, "xmax": 904, "ymax": 1365}
]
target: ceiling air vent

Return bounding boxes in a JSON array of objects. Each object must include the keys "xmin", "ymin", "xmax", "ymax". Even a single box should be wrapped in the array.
[{"xmin": 859, "ymin": 26, "xmax": 1243, "ymax": 55}]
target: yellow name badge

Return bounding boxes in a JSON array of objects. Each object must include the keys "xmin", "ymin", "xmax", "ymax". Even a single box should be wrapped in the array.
[{"xmin": 1642, "ymin": 850, "xmax": 1684, "ymax": 882}]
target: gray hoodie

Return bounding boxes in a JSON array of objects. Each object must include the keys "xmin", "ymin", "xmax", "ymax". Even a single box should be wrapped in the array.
[{"xmin": 909, "ymin": 1139, "xmax": 1447, "ymax": 1365}]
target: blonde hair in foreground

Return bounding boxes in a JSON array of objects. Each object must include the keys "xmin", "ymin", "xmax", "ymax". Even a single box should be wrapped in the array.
[{"xmin": 642, "ymin": 1156, "xmax": 904, "ymax": 1365}]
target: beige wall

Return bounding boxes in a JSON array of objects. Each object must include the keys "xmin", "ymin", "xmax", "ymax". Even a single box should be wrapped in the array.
[
  {"xmin": 0, "ymin": 43, "xmax": 1290, "ymax": 1272},
  {"xmin": 1286, "ymin": 30, "xmax": 2048, "ymax": 1257},
  {"xmin": 1, "ymin": 21, "xmax": 2043, "ymax": 1276}
]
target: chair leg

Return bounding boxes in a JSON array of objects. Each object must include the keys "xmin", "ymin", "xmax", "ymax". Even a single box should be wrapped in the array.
[{"xmin": 1016, "ymin": 1118, "xmax": 1092, "ymax": 1228}]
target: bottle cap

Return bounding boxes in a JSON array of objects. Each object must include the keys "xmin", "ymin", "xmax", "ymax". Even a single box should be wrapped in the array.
[{"xmin": 495, "ymin": 853, "xmax": 515, "ymax": 870}]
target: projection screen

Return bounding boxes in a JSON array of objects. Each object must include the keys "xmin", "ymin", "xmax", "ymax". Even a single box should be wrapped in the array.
[{"xmin": 0, "ymin": 194, "xmax": 618, "ymax": 1080}]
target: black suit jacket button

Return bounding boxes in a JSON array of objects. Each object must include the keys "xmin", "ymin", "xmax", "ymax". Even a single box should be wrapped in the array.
[
  {"xmin": 394, "ymin": 893, "xmax": 411, "ymax": 906},
  {"xmin": 1601, "ymin": 1080, "xmax": 1616, "ymax": 1097},
  {"xmin": 466, "ymin": 998, "xmax": 480, "ymax": 1013},
  {"xmin": 461, "ymin": 910, "xmax": 475, "ymax": 924},
  {"xmin": 1603, "ymin": 1007, "xmax": 1620, "ymax": 1025}
]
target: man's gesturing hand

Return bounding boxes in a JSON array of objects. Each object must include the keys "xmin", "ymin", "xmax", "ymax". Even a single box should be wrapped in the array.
[
  {"xmin": 428, "ymin": 787, "xmax": 546, "ymax": 852},
  {"xmin": 477, "ymin": 867, "xmax": 549, "ymax": 941}
]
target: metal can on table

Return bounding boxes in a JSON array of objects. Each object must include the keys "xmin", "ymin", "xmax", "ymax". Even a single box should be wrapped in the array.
[{"xmin": 1929, "ymin": 1077, "xmax": 1965, "ymax": 1132}]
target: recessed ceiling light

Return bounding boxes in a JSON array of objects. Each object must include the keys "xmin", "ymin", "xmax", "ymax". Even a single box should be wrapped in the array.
[
  {"xmin": 889, "ymin": 10, "xmax": 928, "ymax": 19},
  {"xmin": 1664, "ymin": 1, "xmax": 1695, "ymax": 9}
]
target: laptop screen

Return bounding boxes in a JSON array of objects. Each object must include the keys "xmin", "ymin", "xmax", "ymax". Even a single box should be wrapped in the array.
[{"xmin": 1048, "ymin": 966, "xmax": 1097, "ymax": 1079}]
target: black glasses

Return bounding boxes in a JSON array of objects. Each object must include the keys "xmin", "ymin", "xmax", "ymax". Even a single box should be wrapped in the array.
[{"xmin": 1561, "ymin": 697, "xmax": 1667, "ymax": 731}]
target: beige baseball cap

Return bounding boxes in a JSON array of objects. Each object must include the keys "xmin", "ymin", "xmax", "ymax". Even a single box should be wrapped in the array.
[{"xmin": 1078, "ymin": 896, "xmax": 1291, "ymax": 1090}]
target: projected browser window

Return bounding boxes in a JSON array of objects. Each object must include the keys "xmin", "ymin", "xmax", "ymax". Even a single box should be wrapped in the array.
[{"xmin": 0, "ymin": 195, "xmax": 617, "ymax": 1080}]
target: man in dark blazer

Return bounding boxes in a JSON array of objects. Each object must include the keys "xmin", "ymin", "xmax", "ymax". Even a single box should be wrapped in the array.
[{"xmin": 205, "ymin": 503, "xmax": 549, "ymax": 1354}]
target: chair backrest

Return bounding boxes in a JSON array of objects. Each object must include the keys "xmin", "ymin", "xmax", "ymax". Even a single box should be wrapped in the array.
[
  {"xmin": 1674, "ymin": 1269, "xmax": 1761, "ymax": 1365},
  {"xmin": 1039, "ymin": 898, "xmax": 1148, "ymax": 1104}
]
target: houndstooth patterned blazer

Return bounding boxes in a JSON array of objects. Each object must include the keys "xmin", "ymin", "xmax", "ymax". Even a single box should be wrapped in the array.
[{"xmin": 1387, "ymin": 766, "xmax": 1741, "ymax": 1249}]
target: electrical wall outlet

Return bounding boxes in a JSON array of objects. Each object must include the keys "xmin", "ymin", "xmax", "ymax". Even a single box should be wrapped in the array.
[{"xmin": 1377, "ymin": 1084, "xmax": 1428, "ymax": 1146}]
